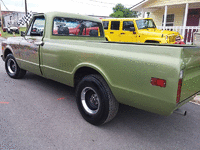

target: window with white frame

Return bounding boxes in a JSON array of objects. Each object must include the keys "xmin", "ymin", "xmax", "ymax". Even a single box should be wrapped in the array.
[{"xmin": 162, "ymin": 14, "xmax": 174, "ymax": 26}]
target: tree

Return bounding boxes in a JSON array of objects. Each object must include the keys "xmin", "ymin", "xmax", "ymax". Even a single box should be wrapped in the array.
[
  {"xmin": 109, "ymin": 3, "xmax": 140, "ymax": 18},
  {"xmin": 147, "ymin": 12, "xmax": 150, "ymax": 18}
]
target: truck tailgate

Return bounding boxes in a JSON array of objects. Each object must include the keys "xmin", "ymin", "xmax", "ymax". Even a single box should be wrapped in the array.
[{"xmin": 180, "ymin": 46, "xmax": 200, "ymax": 102}]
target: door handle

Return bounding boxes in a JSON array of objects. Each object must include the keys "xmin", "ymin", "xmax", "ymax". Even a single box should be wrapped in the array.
[
  {"xmin": 121, "ymin": 33, "xmax": 125, "ymax": 35},
  {"xmin": 35, "ymin": 41, "xmax": 44, "ymax": 46},
  {"xmin": 110, "ymin": 32, "xmax": 114, "ymax": 34}
]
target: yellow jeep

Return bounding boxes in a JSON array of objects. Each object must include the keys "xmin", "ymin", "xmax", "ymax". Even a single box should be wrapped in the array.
[{"xmin": 102, "ymin": 18, "xmax": 182, "ymax": 44}]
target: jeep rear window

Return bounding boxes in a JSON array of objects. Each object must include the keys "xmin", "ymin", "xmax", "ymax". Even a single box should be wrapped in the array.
[
  {"xmin": 136, "ymin": 19, "xmax": 156, "ymax": 29},
  {"xmin": 111, "ymin": 21, "xmax": 120, "ymax": 30},
  {"xmin": 53, "ymin": 17, "xmax": 104, "ymax": 37}
]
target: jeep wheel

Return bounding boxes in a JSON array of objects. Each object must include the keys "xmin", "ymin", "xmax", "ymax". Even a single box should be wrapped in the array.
[
  {"xmin": 5, "ymin": 54, "xmax": 26, "ymax": 79},
  {"xmin": 76, "ymin": 74, "xmax": 119, "ymax": 125}
]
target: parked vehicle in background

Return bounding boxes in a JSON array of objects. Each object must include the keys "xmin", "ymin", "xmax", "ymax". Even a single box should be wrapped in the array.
[
  {"xmin": 102, "ymin": 18, "xmax": 183, "ymax": 44},
  {"xmin": 53, "ymin": 19, "xmax": 99, "ymax": 36},
  {"xmin": 3, "ymin": 27, "xmax": 7, "ymax": 32},
  {"xmin": 7, "ymin": 26, "xmax": 20, "ymax": 34},
  {"xmin": 1, "ymin": 12, "xmax": 200, "ymax": 126},
  {"xmin": 193, "ymin": 32, "xmax": 200, "ymax": 46}
]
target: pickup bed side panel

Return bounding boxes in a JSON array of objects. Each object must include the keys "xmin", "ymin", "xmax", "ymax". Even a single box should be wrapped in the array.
[{"xmin": 41, "ymin": 40, "xmax": 184, "ymax": 115}]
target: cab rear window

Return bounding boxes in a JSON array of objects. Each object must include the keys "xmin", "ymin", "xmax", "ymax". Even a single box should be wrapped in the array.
[{"xmin": 53, "ymin": 17, "xmax": 104, "ymax": 37}]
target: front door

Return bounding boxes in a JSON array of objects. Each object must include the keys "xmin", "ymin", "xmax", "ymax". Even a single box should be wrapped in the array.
[
  {"xmin": 19, "ymin": 16, "xmax": 45, "ymax": 75},
  {"xmin": 187, "ymin": 9, "xmax": 200, "ymax": 26}
]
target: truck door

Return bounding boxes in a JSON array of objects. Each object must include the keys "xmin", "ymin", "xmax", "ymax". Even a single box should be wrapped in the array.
[
  {"xmin": 120, "ymin": 21, "xmax": 137, "ymax": 42},
  {"xmin": 109, "ymin": 21, "xmax": 121, "ymax": 42},
  {"xmin": 19, "ymin": 16, "xmax": 45, "ymax": 75}
]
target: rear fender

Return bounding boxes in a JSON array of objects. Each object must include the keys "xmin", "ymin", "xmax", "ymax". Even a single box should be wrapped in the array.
[{"xmin": 73, "ymin": 63, "xmax": 111, "ymax": 87}]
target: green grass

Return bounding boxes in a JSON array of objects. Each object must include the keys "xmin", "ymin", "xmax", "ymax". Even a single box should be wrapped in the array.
[{"xmin": 0, "ymin": 27, "xmax": 26, "ymax": 38}]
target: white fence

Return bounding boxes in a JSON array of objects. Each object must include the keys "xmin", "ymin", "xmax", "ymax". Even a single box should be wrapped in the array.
[{"xmin": 157, "ymin": 26, "xmax": 200, "ymax": 44}]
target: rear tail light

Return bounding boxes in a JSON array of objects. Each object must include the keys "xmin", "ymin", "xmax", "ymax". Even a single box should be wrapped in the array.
[
  {"xmin": 176, "ymin": 79, "xmax": 182, "ymax": 104},
  {"xmin": 176, "ymin": 70, "xmax": 184, "ymax": 104},
  {"xmin": 151, "ymin": 77, "xmax": 166, "ymax": 87}
]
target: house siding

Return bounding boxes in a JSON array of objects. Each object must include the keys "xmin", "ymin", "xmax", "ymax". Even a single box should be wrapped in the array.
[
  {"xmin": 144, "ymin": 0, "xmax": 200, "ymax": 8},
  {"xmin": 150, "ymin": 7, "xmax": 185, "ymax": 26}
]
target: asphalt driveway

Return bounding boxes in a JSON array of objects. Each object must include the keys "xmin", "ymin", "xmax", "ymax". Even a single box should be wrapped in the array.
[{"xmin": 0, "ymin": 38, "xmax": 200, "ymax": 150}]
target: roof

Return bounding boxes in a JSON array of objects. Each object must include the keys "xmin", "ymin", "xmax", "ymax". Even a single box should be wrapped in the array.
[
  {"xmin": 44, "ymin": 12, "xmax": 102, "ymax": 23},
  {"xmin": 1, "ymin": 11, "xmax": 14, "ymax": 16},
  {"xmin": 130, "ymin": 0, "xmax": 200, "ymax": 11},
  {"xmin": 102, "ymin": 18, "xmax": 152, "ymax": 21},
  {"xmin": 129, "ymin": 0, "xmax": 148, "ymax": 9}
]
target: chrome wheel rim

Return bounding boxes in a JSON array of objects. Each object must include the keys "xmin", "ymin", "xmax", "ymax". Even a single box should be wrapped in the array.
[
  {"xmin": 81, "ymin": 87, "xmax": 100, "ymax": 115},
  {"xmin": 7, "ymin": 58, "xmax": 17, "ymax": 74}
]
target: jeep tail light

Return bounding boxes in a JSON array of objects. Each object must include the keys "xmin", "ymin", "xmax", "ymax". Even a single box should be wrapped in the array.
[
  {"xmin": 176, "ymin": 70, "xmax": 184, "ymax": 104},
  {"xmin": 151, "ymin": 77, "xmax": 166, "ymax": 87}
]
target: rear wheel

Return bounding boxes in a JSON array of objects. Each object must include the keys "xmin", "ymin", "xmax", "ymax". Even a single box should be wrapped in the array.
[
  {"xmin": 5, "ymin": 54, "xmax": 26, "ymax": 79},
  {"xmin": 76, "ymin": 74, "xmax": 119, "ymax": 125}
]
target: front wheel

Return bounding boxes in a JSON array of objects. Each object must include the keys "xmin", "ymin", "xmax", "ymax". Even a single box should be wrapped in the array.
[
  {"xmin": 5, "ymin": 54, "xmax": 26, "ymax": 79},
  {"xmin": 76, "ymin": 74, "xmax": 119, "ymax": 125}
]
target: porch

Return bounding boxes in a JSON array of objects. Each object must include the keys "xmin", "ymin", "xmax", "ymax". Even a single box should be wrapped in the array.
[
  {"xmin": 157, "ymin": 26, "xmax": 200, "ymax": 45},
  {"xmin": 130, "ymin": 1, "xmax": 200, "ymax": 45}
]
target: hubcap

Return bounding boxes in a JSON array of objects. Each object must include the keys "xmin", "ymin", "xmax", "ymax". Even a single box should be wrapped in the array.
[
  {"xmin": 7, "ymin": 58, "xmax": 17, "ymax": 74},
  {"xmin": 81, "ymin": 87, "xmax": 100, "ymax": 115}
]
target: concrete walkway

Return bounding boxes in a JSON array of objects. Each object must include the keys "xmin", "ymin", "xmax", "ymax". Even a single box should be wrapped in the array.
[{"xmin": 192, "ymin": 95, "xmax": 200, "ymax": 105}]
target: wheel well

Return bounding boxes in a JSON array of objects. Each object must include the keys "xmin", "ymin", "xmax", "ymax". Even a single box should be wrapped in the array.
[
  {"xmin": 145, "ymin": 40, "xmax": 160, "ymax": 43},
  {"xmin": 4, "ymin": 49, "xmax": 12, "ymax": 59},
  {"xmin": 105, "ymin": 38, "xmax": 108, "ymax": 41},
  {"xmin": 74, "ymin": 67, "xmax": 101, "ymax": 87}
]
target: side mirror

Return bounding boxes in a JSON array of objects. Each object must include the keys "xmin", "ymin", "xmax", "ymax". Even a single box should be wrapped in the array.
[{"xmin": 21, "ymin": 31, "xmax": 25, "ymax": 36}]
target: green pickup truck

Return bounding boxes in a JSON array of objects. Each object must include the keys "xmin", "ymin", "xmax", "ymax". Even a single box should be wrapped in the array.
[{"xmin": 1, "ymin": 12, "xmax": 200, "ymax": 125}]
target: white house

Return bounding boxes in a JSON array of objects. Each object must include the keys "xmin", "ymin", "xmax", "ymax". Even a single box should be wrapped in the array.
[
  {"xmin": 130, "ymin": 0, "xmax": 200, "ymax": 44},
  {"xmin": 4, "ymin": 11, "xmax": 26, "ymax": 27}
]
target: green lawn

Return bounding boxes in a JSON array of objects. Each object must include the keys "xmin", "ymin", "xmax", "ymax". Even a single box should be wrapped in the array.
[{"xmin": 1, "ymin": 27, "xmax": 26, "ymax": 38}]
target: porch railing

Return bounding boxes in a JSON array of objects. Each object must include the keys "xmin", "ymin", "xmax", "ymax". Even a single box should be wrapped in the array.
[{"xmin": 157, "ymin": 26, "xmax": 200, "ymax": 45}]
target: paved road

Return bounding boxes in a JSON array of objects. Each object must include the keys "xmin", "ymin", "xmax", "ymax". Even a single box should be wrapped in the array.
[{"xmin": 0, "ymin": 40, "xmax": 200, "ymax": 150}]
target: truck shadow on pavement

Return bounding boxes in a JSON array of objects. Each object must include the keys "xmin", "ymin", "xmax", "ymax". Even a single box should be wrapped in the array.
[{"xmin": 21, "ymin": 72, "xmax": 199, "ymax": 149}]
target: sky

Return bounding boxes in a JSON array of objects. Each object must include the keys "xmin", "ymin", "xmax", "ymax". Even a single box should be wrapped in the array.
[{"xmin": 1, "ymin": 0, "xmax": 142, "ymax": 16}]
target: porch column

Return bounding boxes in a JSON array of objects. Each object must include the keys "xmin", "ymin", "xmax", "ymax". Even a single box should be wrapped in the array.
[
  {"xmin": 163, "ymin": 5, "xmax": 168, "ymax": 30},
  {"xmin": 141, "ymin": 9, "xmax": 145, "ymax": 18},
  {"xmin": 182, "ymin": 3, "xmax": 189, "ymax": 38}
]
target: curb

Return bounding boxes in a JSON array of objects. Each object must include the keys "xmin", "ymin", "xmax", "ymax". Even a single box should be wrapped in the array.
[
  {"xmin": 0, "ymin": 37, "xmax": 6, "ymax": 41},
  {"xmin": 190, "ymin": 101, "xmax": 200, "ymax": 106},
  {"xmin": 190, "ymin": 95, "xmax": 200, "ymax": 105}
]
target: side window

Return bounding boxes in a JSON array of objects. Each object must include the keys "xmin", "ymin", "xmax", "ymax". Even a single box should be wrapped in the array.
[
  {"xmin": 110, "ymin": 21, "xmax": 120, "ymax": 30},
  {"xmin": 162, "ymin": 14, "xmax": 174, "ymax": 26},
  {"xmin": 53, "ymin": 17, "xmax": 103, "ymax": 37},
  {"xmin": 27, "ymin": 16, "xmax": 45, "ymax": 36},
  {"xmin": 102, "ymin": 21, "xmax": 109, "ymax": 30},
  {"xmin": 123, "ymin": 21, "xmax": 134, "ymax": 31}
]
